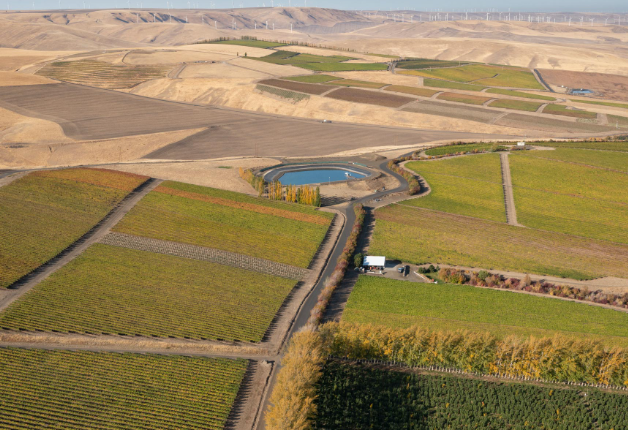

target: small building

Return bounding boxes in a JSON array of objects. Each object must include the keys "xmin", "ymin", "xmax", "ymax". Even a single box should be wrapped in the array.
[
  {"xmin": 570, "ymin": 88, "xmax": 593, "ymax": 96},
  {"xmin": 517, "ymin": 141, "xmax": 526, "ymax": 147},
  {"xmin": 363, "ymin": 256, "xmax": 386, "ymax": 271}
]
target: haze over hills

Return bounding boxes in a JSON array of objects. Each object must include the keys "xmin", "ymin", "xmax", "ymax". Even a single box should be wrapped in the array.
[{"xmin": 1, "ymin": 8, "xmax": 628, "ymax": 74}]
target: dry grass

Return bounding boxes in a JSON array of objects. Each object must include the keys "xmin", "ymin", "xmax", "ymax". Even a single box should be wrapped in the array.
[{"xmin": 437, "ymin": 92, "xmax": 492, "ymax": 105}]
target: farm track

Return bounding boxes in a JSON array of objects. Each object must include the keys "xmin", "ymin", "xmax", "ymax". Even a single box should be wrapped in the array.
[
  {"xmin": 500, "ymin": 153, "xmax": 521, "ymax": 227},
  {"xmin": 0, "ymin": 178, "xmax": 163, "ymax": 313}
]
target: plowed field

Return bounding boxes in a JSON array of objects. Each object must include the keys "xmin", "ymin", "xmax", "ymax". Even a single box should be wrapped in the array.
[{"xmin": 325, "ymin": 87, "xmax": 414, "ymax": 108}]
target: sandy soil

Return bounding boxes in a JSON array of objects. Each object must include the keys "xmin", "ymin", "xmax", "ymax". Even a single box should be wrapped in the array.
[
  {"xmin": 128, "ymin": 77, "xmax": 525, "ymax": 135},
  {"xmin": 123, "ymin": 49, "xmax": 234, "ymax": 65},
  {"xmin": 0, "ymin": 106, "xmax": 70, "ymax": 145},
  {"xmin": 0, "ymin": 47, "xmax": 78, "ymax": 71},
  {"xmin": 333, "ymin": 37, "xmax": 628, "ymax": 76},
  {"xmin": 105, "ymin": 158, "xmax": 279, "ymax": 193},
  {"xmin": 229, "ymin": 57, "xmax": 312, "ymax": 77},
  {"xmin": 0, "ymin": 71, "xmax": 55, "ymax": 86},
  {"xmin": 0, "ymin": 128, "xmax": 203, "ymax": 169},
  {"xmin": 179, "ymin": 62, "xmax": 268, "ymax": 79}
]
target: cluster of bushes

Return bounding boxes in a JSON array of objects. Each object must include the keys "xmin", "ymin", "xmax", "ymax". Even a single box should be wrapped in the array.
[
  {"xmin": 308, "ymin": 204, "xmax": 366, "ymax": 326},
  {"xmin": 438, "ymin": 268, "xmax": 628, "ymax": 310},
  {"xmin": 320, "ymin": 322, "xmax": 628, "ymax": 387},
  {"xmin": 238, "ymin": 168, "xmax": 321, "ymax": 206},
  {"xmin": 387, "ymin": 157, "xmax": 421, "ymax": 195},
  {"xmin": 417, "ymin": 264, "xmax": 439, "ymax": 274}
]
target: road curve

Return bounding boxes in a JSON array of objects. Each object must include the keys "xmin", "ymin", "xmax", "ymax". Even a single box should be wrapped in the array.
[{"xmin": 256, "ymin": 157, "xmax": 410, "ymax": 430}]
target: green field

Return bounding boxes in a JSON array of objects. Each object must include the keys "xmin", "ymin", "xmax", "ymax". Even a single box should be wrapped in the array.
[
  {"xmin": 437, "ymin": 92, "xmax": 492, "ymax": 105},
  {"xmin": 0, "ymin": 168, "xmax": 147, "ymax": 289},
  {"xmin": 0, "ymin": 244, "xmax": 296, "ymax": 341},
  {"xmin": 486, "ymin": 88, "xmax": 555, "ymax": 101},
  {"xmin": 609, "ymin": 115, "xmax": 628, "ymax": 129},
  {"xmin": 424, "ymin": 142, "xmax": 504, "ymax": 156},
  {"xmin": 403, "ymin": 64, "xmax": 544, "ymax": 90},
  {"xmin": 489, "ymin": 98, "xmax": 544, "ymax": 112},
  {"xmin": 254, "ymin": 50, "xmax": 387, "ymax": 71},
  {"xmin": 0, "ymin": 348, "xmax": 247, "ymax": 429},
  {"xmin": 284, "ymin": 74, "xmax": 338, "ymax": 83},
  {"xmin": 543, "ymin": 104, "xmax": 598, "ymax": 119},
  {"xmin": 422, "ymin": 78, "xmax": 486, "ymax": 92},
  {"xmin": 325, "ymin": 79, "xmax": 386, "ymax": 89},
  {"xmin": 519, "ymin": 148, "xmax": 628, "ymax": 173},
  {"xmin": 529, "ymin": 140, "xmax": 628, "ymax": 152},
  {"xmin": 112, "ymin": 181, "xmax": 333, "ymax": 268},
  {"xmin": 205, "ymin": 38, "xmax": 286, "ymax": 48},
  {"xmin": 384, "ymin": 85, "xmax": 439, "ymax": 98},
  {"xmin": 395, "ymin": 59, "xmax": 468, "ymax": 69},
  {"xmin": 571, "ymin": 99, "xmax": 628, "ymax": 110},
  {"xmin": 369, "ymin": 205, "xmax": 628, "ymax": 280},
  {"xmin": 402, "ymin": 154, "xmax": 506, "ymax": 222},
  {"xmin": 299, "ymin": 62, "xmax": 388, "ymax": 72},
  {"xmin": 509, "ymin": 152, "xmax": 628, "ymax": 243},
  {"xmin": 316, "ymin": 362, "xmax": 628, "ymax": 430},
  {"xmin": 344, "ymin": 276, "xmax": 628, "ymax": 345}
]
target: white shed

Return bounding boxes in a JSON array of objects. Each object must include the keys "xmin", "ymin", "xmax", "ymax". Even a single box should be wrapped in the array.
[{"xmin": 363, "ymin": 256, "xmax": 386, "ymax": 269}]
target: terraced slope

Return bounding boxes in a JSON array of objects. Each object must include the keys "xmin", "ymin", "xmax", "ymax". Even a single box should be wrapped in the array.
[
  {"xmin": 0, "ymin": 168, "xmax": 147, "ymax": 289},
  {"xmin": 0, "ymin": 348, "xmax": 247, "ymax": 429},
  {"xmin": 37, "ymin": 60, "xmax": 171, "ymax": 89}
]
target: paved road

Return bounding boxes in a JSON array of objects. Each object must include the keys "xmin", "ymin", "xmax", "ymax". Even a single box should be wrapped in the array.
[
  {"xmin": 255, "ymin": 156, "xmax": 410, "ymax": 430},
  {"xmin": 0, "ymin": 178, "xmax": 162, "ymax": 313}
]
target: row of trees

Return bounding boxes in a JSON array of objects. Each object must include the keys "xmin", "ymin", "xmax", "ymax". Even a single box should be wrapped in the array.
[
  {"xmin": 238, "ymin": 168, "xmax": 321, "ymax": 206},
  {"xmin": 266, "ymin": 204, "xmax": 368, "ymax": 429},
  {"xmin": 438, "ymin": 267, "xmax": 628, "ymax": 310},
  {"xmin": 320, "ymin": 322, "xmax": 628, "ymax": 388}
]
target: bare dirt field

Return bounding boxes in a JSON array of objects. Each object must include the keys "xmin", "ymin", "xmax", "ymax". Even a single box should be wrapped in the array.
[
  {"xmin": 494, "ymin": 113, "xmax": 614, "ymax": 133},
  {"xmin": 179, "ymin": 62, "xmax": 267, "ymax": 79},
  {"xmin": 229, "ymin": 57, "xmax": 311, "ymax": 77},
  {"xmin": 0, "ymin": 106, "xmax": 70, "ymax": 145},
  {"xmin": 0, "ymin": 128, "xmax": 203, "ymax": 169},
  {"xmin": 402, "ymin": 100, "xmax": 500, "ymax": 124},
  {"xmin": 537, "ymin": 69, "xmax": 628, "ymax": 102},
  {"xmin": 0, "ymin": 83, "xmax": 252, "ymax": 140},
  {"xmin": 258, "ymin": 79, "xmax": 331, "ymax": 95},
  {"xmin": 0, "ymin": 48, "xmax": 79, "ymax": 71},
  {"xmin": 104, "ymin": 158, "xmax": 279, "ymax": 193},
  {"xmin": 0, "ymin": 72, "xmax": 55, "ymax": 87},
  {"xmin": 325, "ymin": 87, "xmax": 414, "ymax": 108}
]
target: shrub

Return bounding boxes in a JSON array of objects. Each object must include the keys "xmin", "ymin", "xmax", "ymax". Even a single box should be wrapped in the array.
[{"xmin": 354, "ymin": 253, "xmax": 364, "ymax": 268}]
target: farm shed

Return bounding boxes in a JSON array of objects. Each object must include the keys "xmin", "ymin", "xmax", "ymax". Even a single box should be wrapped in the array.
[{"xmin": 363, "ymin": 256, "xmax": 386, "ymax": 270}]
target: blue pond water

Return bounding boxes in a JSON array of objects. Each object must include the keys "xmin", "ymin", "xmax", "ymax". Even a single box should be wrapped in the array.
[{"xmin": 278, "ymin": 169, "xmax": 366, "ymax": 186}]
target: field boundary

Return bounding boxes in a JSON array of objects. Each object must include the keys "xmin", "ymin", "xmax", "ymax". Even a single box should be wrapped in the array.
[
  {"xmin": 0, "ymin": 178, "xmax": 162, "ymax": 312},
  {"xmin": 100, "ymin": 232, "xmax": 309, "ymax": 280}
]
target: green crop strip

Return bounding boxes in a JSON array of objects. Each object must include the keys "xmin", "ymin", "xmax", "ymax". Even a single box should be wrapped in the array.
[
  {"xmin": 343, "ymin": 276, "xmax": 628, "ymax": 346},
  {"xmin": 0, "ymin": 168, "xmax": 146, "ymax": 289},
  {"xmin": 0, "ymin": 244, "xmax": 296, "ymax": 341},
  {"xmin": 0, "ymin": 348, "xmax": 247, "ymax": 429},
  {"xmin": 315, "ymin": 362, "xmax": 628, "ymax": 429},
  {"xmin": 402, "ymin": 154, "xmax": 506, "ymax": 222}
]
